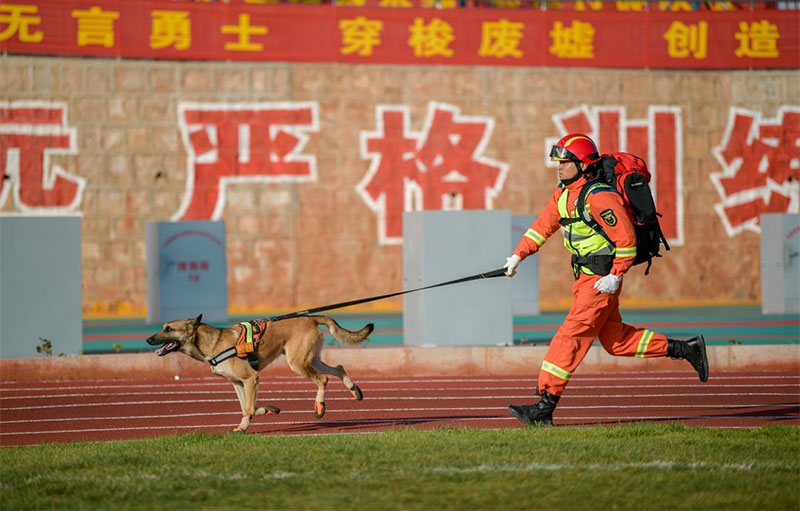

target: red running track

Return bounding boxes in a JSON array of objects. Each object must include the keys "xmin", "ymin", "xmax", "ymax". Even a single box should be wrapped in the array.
[{"xmin": 1, "ymin": 371, "xmax": 798, "ymax": 447}]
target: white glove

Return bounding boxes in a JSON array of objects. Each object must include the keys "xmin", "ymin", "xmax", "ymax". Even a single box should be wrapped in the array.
[
  {"xmin": 503, "ymin": 254, "xmax": 522, "ymax": 277},
  {"xmin": 594, "ymin": 273, "xmax": 622, "ymax": 294}
]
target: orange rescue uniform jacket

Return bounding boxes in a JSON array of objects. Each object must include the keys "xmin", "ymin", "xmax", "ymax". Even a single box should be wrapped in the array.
[{"xmin": 513, "ymin": 175, "xmax": 637, "ymax": 277}]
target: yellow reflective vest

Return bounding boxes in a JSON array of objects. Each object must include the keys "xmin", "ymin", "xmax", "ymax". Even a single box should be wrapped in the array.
[{"xmin": 557, "ymin": 181, "xmax": 617, "ymax": 277}]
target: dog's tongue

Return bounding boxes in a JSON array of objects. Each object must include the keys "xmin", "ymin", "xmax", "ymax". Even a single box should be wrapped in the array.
[{"xmin": 155, "ymin": 342, "xmax": 179, "ymax": 356}]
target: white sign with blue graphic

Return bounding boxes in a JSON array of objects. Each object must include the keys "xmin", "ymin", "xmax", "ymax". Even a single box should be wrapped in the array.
[{"xmin": 146, "ymin": 221, "xmax": 228, "ymax": 324}]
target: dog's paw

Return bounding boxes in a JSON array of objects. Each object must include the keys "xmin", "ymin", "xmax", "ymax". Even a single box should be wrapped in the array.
[
  {"xmin": 350, "ymin": 385, "xmax": 363, "ymax": 401},
  {"xmin": 314, "ymin": 401, "xmax": 326, "ymax": 419},
  {"xmin": 256, "ymin": 405, "xmax": 280, "ymax": 416}
]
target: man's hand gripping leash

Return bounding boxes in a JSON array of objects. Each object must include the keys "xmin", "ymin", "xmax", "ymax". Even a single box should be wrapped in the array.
[{"xmin": 503, "ymin": 254, "xmax": 522, "ymax": 277}]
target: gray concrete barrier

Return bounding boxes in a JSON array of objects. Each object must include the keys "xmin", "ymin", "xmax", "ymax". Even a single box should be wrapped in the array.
[{"xmin": 0, "ymin": 216, "xmax": 82, "ymax": 358}]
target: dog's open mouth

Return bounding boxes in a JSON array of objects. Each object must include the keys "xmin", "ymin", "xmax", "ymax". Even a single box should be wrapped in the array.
[{"xmin": 155, "ymin": 342, "xmax": 180, "ymax": 356}]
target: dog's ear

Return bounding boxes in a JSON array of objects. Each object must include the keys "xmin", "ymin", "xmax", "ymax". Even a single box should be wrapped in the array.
[{"xmin": 193, "ymin": 314, "xmax": 203, "ymax": 327}]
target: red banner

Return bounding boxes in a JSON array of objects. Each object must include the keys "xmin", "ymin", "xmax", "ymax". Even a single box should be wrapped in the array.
[{"xmin": 1, "ymin": 1, "xmax": 798, "ymax": 68}]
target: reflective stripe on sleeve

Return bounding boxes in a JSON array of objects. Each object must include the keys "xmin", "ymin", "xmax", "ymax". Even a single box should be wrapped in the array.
[
  {"xmin": 524, "ymin": 228, "xmax": 546, "ymax": 246},
  {"xmin": 615, "ymin": 246, "xmax": 637, "ymax": 258},
  {"xmin": 635, "ymin": 329, "xmax": 655, "ymax": 358},
  {"xmin": 541, "ymin": 360, "xmax": 572, "ymax": 381}
]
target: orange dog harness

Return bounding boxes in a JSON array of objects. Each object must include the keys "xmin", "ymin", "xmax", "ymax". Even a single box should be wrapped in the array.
[{"xmin": 236, "ymin": 319, "xmax": 267, "ymax": 370}]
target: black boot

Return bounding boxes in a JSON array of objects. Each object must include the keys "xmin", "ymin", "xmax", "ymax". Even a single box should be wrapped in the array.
[
  {"xmin": 508, "ymin": 391, "xmax": 560, "ymax": 426},
  {"xmin": 667, "ymin": 335, "xmax": 709, "ymax": 382}
]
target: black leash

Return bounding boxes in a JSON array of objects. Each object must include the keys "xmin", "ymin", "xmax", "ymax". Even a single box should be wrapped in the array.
[
  {"xmin": 267, "ymin": 267, "xmax": 508, "ymax": 322},
  {"xmin": 207, "ymin": 267, "xmax": 507, "ymax": 367}
]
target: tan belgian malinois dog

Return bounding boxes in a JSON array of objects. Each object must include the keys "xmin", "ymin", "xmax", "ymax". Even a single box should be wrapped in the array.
[{"xmin": 146, "ymin": 314, "xmax": 373, "ymax": 433}]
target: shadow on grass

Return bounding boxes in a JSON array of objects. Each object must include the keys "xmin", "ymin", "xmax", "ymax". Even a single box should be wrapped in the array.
[{"xmin": 257, "ymin": 414, "xmax": 503, "ymax": 434}]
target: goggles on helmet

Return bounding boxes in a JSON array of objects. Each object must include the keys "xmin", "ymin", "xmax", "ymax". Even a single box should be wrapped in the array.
[{"xmin": 549, "ymin": 145, "xmax": 578, "ymax": 162}]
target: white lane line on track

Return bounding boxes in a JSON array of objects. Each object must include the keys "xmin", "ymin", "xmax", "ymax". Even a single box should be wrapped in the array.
[
  {"xmin": 3, "ymin": 393, "xmax": 800, "ymax": 411},
  {"xmin": 2, "ymin": 414, "xmax": 797, "ymax": 437},
  {"xmin": 2, "ymin": 374, "xmax": 798, "ymax": 392},
  {"xmin": 2, "ymin": 393, "xmax": 799, "ymax": 411},
  {"xmin": 2, "ymin": 403, "xmax": 797, "ymax": 425},
  {"xmin": 2, "ymin": 383, "xmax": 799, "ymax": 400}
]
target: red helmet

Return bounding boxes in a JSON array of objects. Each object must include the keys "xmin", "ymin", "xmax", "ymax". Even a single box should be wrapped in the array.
[{"xmin": 550, "ymin": 133, "xmax": 600, "ymax": 165}]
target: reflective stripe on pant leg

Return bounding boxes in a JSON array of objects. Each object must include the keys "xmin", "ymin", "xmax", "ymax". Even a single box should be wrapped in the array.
[
  {"xmin": 541, "ymin": 360, "xmax": 572, "ymax": 382},
  {"xmin": 598, "ymin": 303, "xmax": 669, "ymax": 358},
  {"xmin": 635, "ymin": 329, "xmax": 655, "ymax": 358}
]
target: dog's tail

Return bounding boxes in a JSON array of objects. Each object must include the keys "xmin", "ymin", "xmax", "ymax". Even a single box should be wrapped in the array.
[{"xmin": 313, "ymin": 316, "xmax": 374, "ymax": 345}]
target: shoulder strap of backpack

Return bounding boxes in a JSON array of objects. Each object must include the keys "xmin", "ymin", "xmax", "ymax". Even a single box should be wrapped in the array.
[{"xmin": 575, "ymin": 178, "xmax": 614, "ymax": 247}]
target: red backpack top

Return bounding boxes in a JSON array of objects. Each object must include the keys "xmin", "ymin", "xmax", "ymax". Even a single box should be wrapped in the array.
[
  {"xmin": 598, "ymin": 153, "xmax": 651, "ymax": 222},
  {"xmin": 575, "ymin": 152, "xmax": 670, "ymax": 274}
]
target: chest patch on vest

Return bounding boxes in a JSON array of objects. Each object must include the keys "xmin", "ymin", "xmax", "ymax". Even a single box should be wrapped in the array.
[{"xmin": 599, "ymin": 208, "xmax": 617, "ymax": 226}]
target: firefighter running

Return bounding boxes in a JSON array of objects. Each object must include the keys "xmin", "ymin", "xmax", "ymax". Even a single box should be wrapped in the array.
[{"xmin": 503, "ymin": 133, "xmax": 708, "ymax": 427}]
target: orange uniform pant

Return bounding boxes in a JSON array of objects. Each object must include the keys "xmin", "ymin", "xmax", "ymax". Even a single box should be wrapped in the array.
[{"xmin": 537, "ymin": 273, "xmax": 669, "ymax": 397}]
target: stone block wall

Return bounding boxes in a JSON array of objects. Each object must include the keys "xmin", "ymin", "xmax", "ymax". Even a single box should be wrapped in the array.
[{"xmin": 2, "ymin": 55, "xmax": 798, "ymax": 316}]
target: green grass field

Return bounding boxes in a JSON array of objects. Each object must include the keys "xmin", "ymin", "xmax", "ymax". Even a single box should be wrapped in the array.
[{"xmin": 1, "ymin": 424, "xmax": 798, "ymax": 510}]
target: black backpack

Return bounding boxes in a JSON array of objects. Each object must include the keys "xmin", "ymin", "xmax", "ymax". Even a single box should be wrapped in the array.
[{"xmin": 574, "ymin": 152, "xmax": 670, "ymax": 274}]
